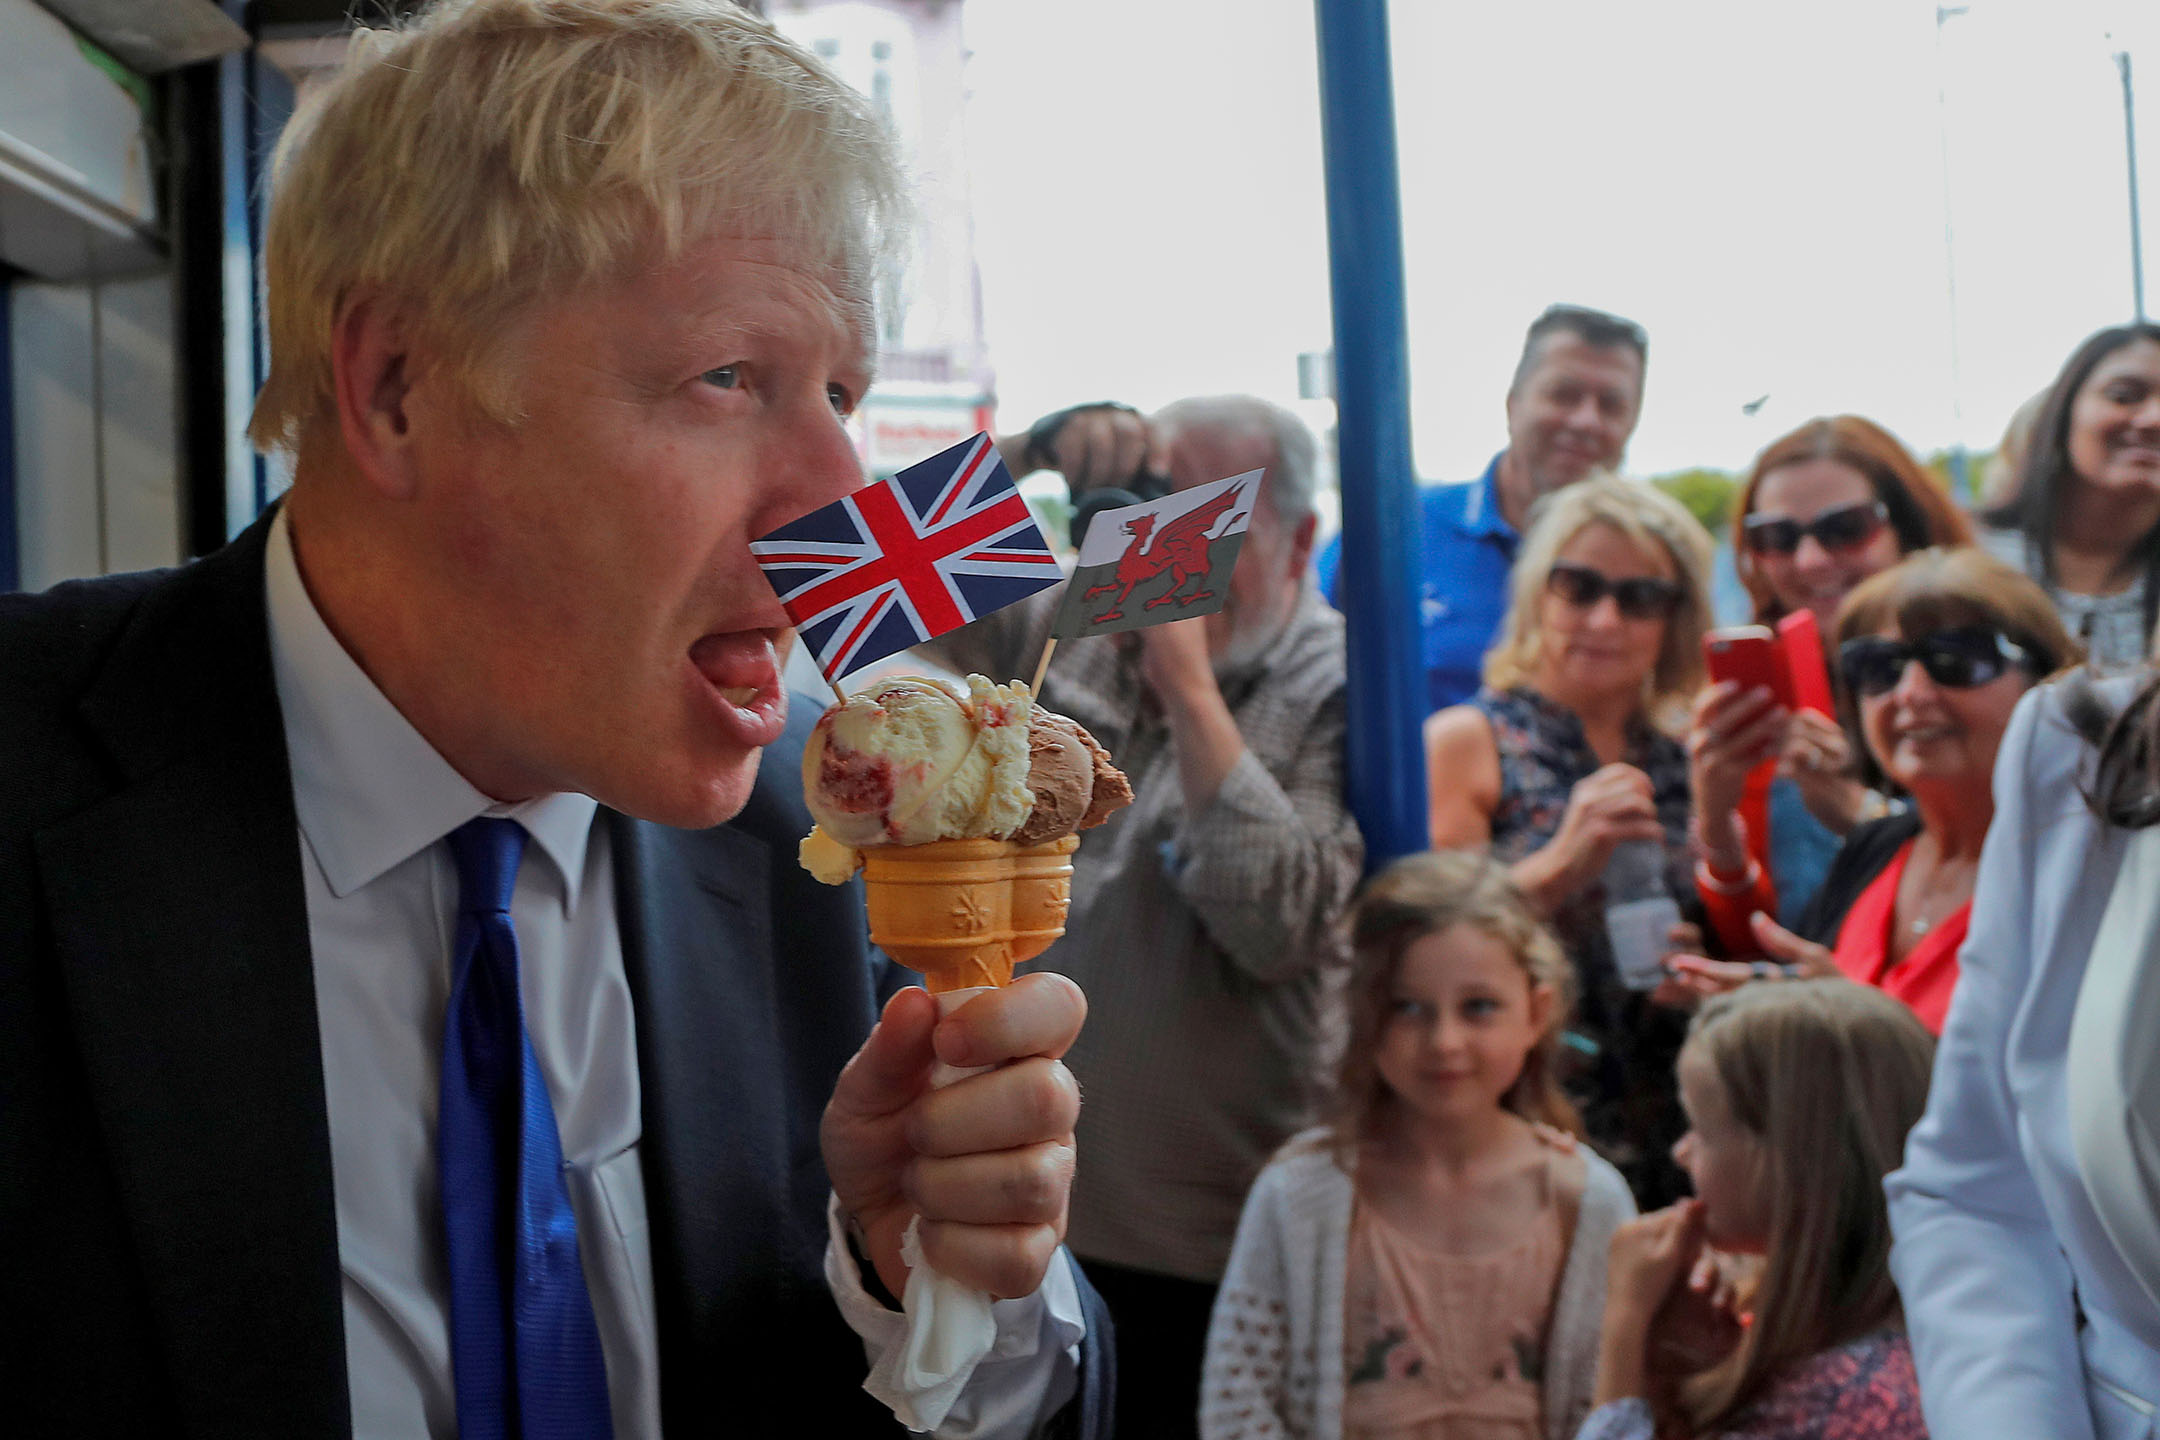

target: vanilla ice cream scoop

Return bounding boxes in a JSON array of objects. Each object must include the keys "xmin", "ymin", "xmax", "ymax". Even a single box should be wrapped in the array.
[{"xmin": 801, "ymin": 675, "xmax": 1035, "ymax": 870}]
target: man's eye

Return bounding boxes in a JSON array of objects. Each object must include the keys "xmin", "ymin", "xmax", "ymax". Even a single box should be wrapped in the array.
[
  {"xmin": 828, "ymin": 383, "xmax": 855, "ymax": 416},
  {"xmin": 702, "ymin": 365, "xmax": 741, "ymax": 390}
]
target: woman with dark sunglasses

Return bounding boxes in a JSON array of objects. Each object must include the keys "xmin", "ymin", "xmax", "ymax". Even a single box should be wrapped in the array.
[
  {"xmin": 1688, "ymin": 417, "xmax": 1973, "ymax": 958},
  {"xmin": 1425, "ymin": 474, "xmax": 1715, "ymax": 1204},
  {"xmin": 1981, "ymin": 321, "xmax": 2160, "ymax": 670},
  {"xmin": 1666, "ymin": 549, "xmax": 2079, "ymax": 1035}
]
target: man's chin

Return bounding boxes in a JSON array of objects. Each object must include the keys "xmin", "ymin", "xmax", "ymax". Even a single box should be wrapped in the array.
[{"xmin": 592, "ymin": 748, "xmax": 767, "ymax": 830}]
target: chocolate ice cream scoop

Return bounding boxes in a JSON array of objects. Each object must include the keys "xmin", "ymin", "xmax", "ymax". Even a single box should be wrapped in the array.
[
  {"xmin": 1070, "ymin": 718, "xmax": 1134, "ymax": 830},
  {"xmin": 1013, "ymin": 713, "xmax": 1097, "ymax": 845}
]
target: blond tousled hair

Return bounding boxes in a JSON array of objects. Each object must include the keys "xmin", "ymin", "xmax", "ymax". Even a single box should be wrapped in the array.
[
  {"xmin": 1482, "ymin": 473, "xmax": 1716, "ymax": 734},
  {"xmin": 1326, "ymin": 850, "xmax": 1581, "ymax": 1169},
  {"xmin": 249, "ymin": 0, "xmax": 905, "ymax": 452},
  {"xmin": 1673, "ymin": 981, "xmax": 1935, "ymax": 1432}
]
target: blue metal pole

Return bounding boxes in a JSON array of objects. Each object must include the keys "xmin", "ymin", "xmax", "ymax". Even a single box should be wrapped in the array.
[{"xmin": 1313, "ymin": 0, "xmax": 1426, "ymax": 866}]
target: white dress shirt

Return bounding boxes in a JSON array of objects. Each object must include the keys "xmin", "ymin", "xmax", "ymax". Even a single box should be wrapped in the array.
[{"xmin": 261, "ymin": 510, "xmax": 1082, "ymax": 1438}]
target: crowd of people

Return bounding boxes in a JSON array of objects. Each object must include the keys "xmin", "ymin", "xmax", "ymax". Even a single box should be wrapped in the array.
[
  {"xmin": 7, "ymin": 4, "xmax": 2160, "ymax": 1440},
  {"xmin": 997, "ymin": 304, "xmax": 2160, "ymax": 1439}
]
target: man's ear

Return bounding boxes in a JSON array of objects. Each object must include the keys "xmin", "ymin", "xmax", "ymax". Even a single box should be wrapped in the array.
[
  {"xmin": 1287, "ymin": 510, "xmax": 1319, "ymax": 577},
  {"xmin": 330, "ymin": 294, "xmax": 424, "ymax": 501}
]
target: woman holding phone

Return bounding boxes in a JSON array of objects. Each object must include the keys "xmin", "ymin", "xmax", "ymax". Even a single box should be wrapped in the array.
[
  {"xmin": 1688, "ymin": 417, "xmax": 1972, "ymax": 955},
  {"xmin": 1668, "ymin": 548, "xmax": 2079, "ymax": 1034},
  {"xmin": 1425, "ymin": 473, "xmax": 1715, "ymax": 1202}
]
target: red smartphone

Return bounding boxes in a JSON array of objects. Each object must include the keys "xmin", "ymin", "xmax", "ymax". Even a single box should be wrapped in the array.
[
  {"xmin": 1775, "ymin": 610, "xmax": 1836, "ymax": 717},
  {"xmin": 1704, "ymin": 626, "xmax": 1790, "ymax": 706}
]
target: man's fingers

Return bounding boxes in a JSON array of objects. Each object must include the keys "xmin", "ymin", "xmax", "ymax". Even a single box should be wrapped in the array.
[
  {"xmin": 909, "ymin": 1057, "xmax": 1081, "ymax": 1157},
  {"xmin": 915, "ymin": 1219, "xmax": 1064, "ymax": 1301},
  {"xmin": 934, "ymin": 970, "xmax": 1087, "ymax": 1069},
  {"xmin": 904, "ymin": 1140, "xmax": 1076, "ymax": 1227},
  {"xmin": 1112, "ymin": 423, "xmax": 1147, "ymax": 484},
  {"xmin": 827, "ymin": 986, "xmax": 937, "ymax": 1123}
]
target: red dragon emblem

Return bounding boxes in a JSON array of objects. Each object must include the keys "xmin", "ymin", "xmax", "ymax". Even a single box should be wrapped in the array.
[{"xmin": 1082, "ymin": 485, "xmax": 1248, "ymax": 626}]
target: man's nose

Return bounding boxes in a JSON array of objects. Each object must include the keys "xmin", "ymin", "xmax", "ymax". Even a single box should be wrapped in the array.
[
  {"xmin": 760, "ymin": 414, "xmax": 866, "ymax": 531},
  {"xmin": 1565, "ymin": 395, "xmax": 1607, "ymax": 432}
]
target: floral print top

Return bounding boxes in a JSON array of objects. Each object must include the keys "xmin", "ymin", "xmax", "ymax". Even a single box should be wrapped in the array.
[
  {"xmin": 1573, "ymin": 1329, "xmax": 1927, "ymax": 1440},
  {"xmin": 1466, "ymin": 686, "xmax": 1695, "ymax": 1206}
]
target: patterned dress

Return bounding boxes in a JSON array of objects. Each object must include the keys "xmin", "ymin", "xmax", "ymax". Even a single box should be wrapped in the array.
[
  {"xmin": 1466, "ymin": 687, "xmax": 1695, "ymax": 1207},
  {"xmin": 1574, "ymin": 1329, "xmax": 1927, "ymax": 1439}
]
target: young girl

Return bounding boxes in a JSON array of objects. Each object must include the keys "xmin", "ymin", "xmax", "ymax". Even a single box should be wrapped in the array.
[
  {"xmin": 1582, "ymin": 981, "xmax": 1934, "ymax": 1439},
  {"xmin": 1202, "ymin": 851, "xmax": 1636, "ymax": 1440}
]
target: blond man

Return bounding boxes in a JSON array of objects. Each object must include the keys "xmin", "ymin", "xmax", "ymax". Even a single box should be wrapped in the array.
[{"xmin": 0, "ymin": 2, "xmax": 1107, "ymax": 1436}]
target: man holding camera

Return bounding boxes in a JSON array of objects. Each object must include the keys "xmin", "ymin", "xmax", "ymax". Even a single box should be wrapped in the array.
[{"xmin": 920, "ymin": 397, "xmax": 1362, "ymax": 1437}]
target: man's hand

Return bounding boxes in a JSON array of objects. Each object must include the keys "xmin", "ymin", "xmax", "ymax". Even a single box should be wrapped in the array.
[
  {"xmin": 1009, "ymin": 403, "xmax": 1163, "ymax": 491},
  {"xmin": 1132, "ymin": 617, "xmax": 1245, "ymax": 815},
  {"xmin": 821, "ymin": 973, "xmax": 1087, "ymax": 1301}
]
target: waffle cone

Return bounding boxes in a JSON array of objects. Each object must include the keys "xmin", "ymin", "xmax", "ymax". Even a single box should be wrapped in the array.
[
  {"xmin": 862, "ymin": 838, "xmax": 1021, "ymax": 993},
  {"xmin": 1010, "ymin": 833, "xmax": 1079, "ymax": 966}
]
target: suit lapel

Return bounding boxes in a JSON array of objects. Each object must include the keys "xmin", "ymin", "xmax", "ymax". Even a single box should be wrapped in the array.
[
  {"xmin": 34, "ymin": 516, "xmax": 349, "ymax": 1438},
  {"xmin": 610, "ymin": 812, "xmax": 792, "ymax": 1432}
]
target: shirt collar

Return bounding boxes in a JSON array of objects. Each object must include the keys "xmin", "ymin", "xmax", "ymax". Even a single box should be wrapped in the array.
[
  {"xmin": 1456, "ymin": 453, "xmax": 1517, "ymax": 541},
  {"xmin": 263, "ymin": 507, "xmax": 597, "ymax": 912}
]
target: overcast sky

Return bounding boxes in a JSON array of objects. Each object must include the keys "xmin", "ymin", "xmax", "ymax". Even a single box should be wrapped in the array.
[{"xmin": 958, "ymin": 0, "xmax": 2159, "ymax": 483}]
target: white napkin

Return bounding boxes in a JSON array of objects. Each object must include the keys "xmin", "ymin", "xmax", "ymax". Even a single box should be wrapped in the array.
[{"xmin": 865, "ymin": 986, "xmax": 1000, "ymax": 1432}]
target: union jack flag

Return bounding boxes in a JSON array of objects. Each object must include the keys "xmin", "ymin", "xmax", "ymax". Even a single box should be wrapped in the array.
[{"xmin": 750, "ymin": 432, "xmax": 1064, "ymax": 681}]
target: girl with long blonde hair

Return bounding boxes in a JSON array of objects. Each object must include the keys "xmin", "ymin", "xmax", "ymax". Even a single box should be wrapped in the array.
[
  {"xmin": 1203, "ymin": 851, "xmax": 1636, "ymax": 1440},
  {"xmin": 1582, "ymin": 981, "xmax": 1933, "ymax": 1439}
]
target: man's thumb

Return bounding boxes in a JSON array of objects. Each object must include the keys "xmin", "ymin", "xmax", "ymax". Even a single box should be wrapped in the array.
[{"xmin": 830, "ymin": 986, "xmax": 938, "ymax": 1121}]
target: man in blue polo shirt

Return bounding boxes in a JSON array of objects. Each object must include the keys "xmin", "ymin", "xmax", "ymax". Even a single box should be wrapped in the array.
[{"xmin": 1315, "ymin": 304, "xmax": 1648, "ymax": 712}]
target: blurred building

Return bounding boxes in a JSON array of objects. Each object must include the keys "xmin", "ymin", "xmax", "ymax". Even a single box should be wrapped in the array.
[{"xmin": 767, "ymin": 0, "xmax": 996, "ymax": 479}]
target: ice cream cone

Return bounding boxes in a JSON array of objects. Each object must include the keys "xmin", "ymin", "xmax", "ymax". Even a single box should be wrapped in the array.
[
  {"xmin": 862, "ymin": 837, "xmax": 1020, "ymax": 992},
  {"xmin": 1010, "ymin": 834, "xmax": 1079, "ymax": 966}
]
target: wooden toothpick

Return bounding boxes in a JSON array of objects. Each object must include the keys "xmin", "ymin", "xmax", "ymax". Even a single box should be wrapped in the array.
[{"xmin": 1028, "ymin": 637, "xmax": 1058, "ymax": 698}]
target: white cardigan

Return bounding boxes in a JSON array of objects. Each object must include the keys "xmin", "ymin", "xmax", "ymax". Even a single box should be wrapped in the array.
[
  {"xmin": 1199, "ymin": 1128, "xmax": 1636, "ymax": 1440},
  {"xmin": 1888, "ymin": 677, "xmax": 2160, "ymax": 1440}
]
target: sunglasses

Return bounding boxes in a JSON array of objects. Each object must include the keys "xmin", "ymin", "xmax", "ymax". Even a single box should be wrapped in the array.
[
  {"xmin": 1545, "ymin": 563, "xmax": 1684, "ymax": 620},
  {"xmin": 1743, "ymin": 500, "xmax": 1890, "ymax": 557},
  {"xmin": 1838, "ymin": 626, "xmax": 2032, "ymax": 699}
]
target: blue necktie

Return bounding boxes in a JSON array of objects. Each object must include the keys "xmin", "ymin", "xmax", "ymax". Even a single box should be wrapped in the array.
[{"xmin": 438, "ymin": 817, "xmax": 614, "ymax": 1440}]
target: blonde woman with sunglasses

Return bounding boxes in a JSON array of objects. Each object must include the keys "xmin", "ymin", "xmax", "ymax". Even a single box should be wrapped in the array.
[{"xmin": 1425, "ymin": 473, "xmax": 1715, "ymax": 1205}]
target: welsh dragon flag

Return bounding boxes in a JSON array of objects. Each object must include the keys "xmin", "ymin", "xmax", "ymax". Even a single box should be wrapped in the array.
[{"xmin": 1050, "ymin": 469, "xmax": 1260, "ymax": 639}]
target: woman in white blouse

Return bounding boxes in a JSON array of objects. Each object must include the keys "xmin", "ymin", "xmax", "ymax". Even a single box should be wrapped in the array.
[{"xmin": 1887, "ymin": 667, "xmax": 2160, "ymax": 1438}]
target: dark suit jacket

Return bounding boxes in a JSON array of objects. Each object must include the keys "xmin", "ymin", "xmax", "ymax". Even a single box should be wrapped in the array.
[{"xmin": 0, "ymin": 513, "xmax": 1109, "ymax": 1438}]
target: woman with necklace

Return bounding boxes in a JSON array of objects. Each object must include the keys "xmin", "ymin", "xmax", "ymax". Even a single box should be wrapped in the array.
[
  {"xmin": 1981, "ymin": 322, "xmax": 2160, "ymax": 670},
  {"xmin": 1668, "ymin": 548, "xmax": 2080, "ymax": 1034},
  {"xmin": 1424, "ymin": 474, "xmax": 1716, "ymax": 1204}
]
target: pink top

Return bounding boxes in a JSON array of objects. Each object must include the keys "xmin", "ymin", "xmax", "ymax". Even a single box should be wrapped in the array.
[{"xmin": 1340, "ymin": 1153, "xmax": 1567, "ymax": 1440}]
